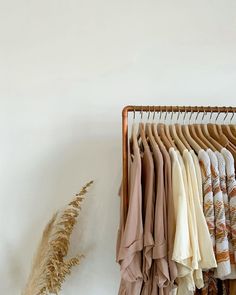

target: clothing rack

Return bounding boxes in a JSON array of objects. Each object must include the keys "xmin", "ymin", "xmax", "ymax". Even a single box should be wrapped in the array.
[{"xmin": 122, "ymin": 105, "xmax": 236, "ymax": 219}]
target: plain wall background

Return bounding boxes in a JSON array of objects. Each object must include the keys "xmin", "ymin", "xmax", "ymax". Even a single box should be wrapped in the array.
[{"xmin": 0, "ymin": 0, "xmax": 236, "ymax": 294}]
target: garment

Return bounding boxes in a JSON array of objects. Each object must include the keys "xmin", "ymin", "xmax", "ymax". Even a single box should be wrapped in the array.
[
  {"xmin": 141, "ymin": 141, "xmax": 155, "ymax": 294},
  {"xmin": 207, "ymin": 149, "xmax": 230, "ymax": 278},
  {"xmin": 117, "ymin": 128, "xmax": 143, "ymax": 295},
  {"xmin": 198, "ymin": 150, "xmax": 217, "ymax": 295},
  {"xmin": 190, "ymin": 150, "xmax": 203, "ymax": 206},
  {"xmin": 183, "ymin": 150, "xmax": 216, "ymax": 284},
  {"xmin": 221, "ymin": 147, "xmax": 236, "ymax": 279},
  {"xmin": 158, "ymin": 139, "xmax": 177, "ymax": 290},
  {"xmin": 198, "ymin": 150, "xmax": 215, "ymax": 247},
  {"xmin": 152, "ymin": 139, "xmax": 170, "ymax": 294},
  {"xmin": 169, "ymin": 148, "xmax": 193, "ymax": 295}
]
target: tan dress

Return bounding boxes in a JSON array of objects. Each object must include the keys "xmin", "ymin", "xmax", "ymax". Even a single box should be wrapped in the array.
[
  {"xmin": 141, "ymin": 141, "xmax": 155, "ymax": 295},
  {"xmin": 151, "ymin": 139, "xmax": 170, "ymax": 295},
  {"xmin": 159, "ymin": 140, "xmax": 177, "ymax": 294},
  {"xmin": 117, "ymin": 126, "xmax": 143, "ymax": 295}
]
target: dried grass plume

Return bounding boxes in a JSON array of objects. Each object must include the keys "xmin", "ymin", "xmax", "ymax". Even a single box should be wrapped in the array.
[{"xmin": 22, "ymin": 180, "xmax": 93, "ymax": 295}]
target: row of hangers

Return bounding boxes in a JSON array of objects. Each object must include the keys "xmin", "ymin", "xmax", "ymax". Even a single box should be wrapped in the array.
[{"xmin": 132, "ymin": 109, "xmax": 236, "ymax": 156}]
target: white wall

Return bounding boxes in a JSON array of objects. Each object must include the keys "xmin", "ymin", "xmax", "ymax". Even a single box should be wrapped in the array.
[{"xmin": 0, "ymin": 1, "xmax": 236, "ymax": 294}]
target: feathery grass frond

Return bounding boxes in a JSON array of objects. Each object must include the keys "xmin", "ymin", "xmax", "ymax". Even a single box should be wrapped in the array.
[{"xmin": 22, "ymin": 180, "xmax": 93, "ymax": 295}]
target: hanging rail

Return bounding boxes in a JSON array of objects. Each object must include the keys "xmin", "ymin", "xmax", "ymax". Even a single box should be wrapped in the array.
[{"xmin": 122, "ymin": 105, "xmax": 236, "ymax": 221}]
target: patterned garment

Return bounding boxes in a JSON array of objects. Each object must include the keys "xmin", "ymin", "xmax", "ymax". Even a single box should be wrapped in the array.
[
  {"xmin": 221, "ymin": 147, "xmax": 236, "ymax": 279},
  {"xmin": 198, "ymin": 150, "xmax": 218, "ymax": 295},
  {"xmin": 207, "ymin": 149, "xmax": 230, "ymax": 278},
  {"xmin": 198, "ymin": 150, "xmax": 215, "ymax": 248}
]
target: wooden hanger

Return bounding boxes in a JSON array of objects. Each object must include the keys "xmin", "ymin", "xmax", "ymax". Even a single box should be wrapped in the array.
[
  {"xmin": 175, "ymin": 123, "xmax": 191, "ymax": 150},
  {"xmin": 220, "ymin": 112, "xmax": 236, "ymax": 146},
  {"xmin": 151, "ymin": 123, "xmax": 166, "ymax": 150},
  {"xmin": 221, "ymin": 125, "xmax": 236, "ymax": 146},
  {"xmin": 230, "ymin": 125, "xmax": 236, "ymax": 137},
  {"xmin": 206, "ymin": 109, "xmax": 228, "ymax": 147},
  {"xmin": 181, "ymin": 109, "xmax": 201, "ymax": 153},
  {"xmin": 157, "ymin": 123, "xmax": 173, "ymax": 150},
  {"xmin": 201, "ymin": 123, "xmax": 222, "ymax": 151},
  {"xmin": 156, "ymin": 109, "xmax": 173, "ymax": 150},
  {"xmin": 160, "ymin": 108, "xmax": 176, "ymax": 149},
  {"xmin": 169, "ymin": 123, "xmax": 186, "ymax": 154},
  {"xmin": 164, "ymin": 124, "xmax": 177, "ymax": 149},
  {"xmin": 174, "ymin": 107, "xmax": 191, "ymax": 150}
]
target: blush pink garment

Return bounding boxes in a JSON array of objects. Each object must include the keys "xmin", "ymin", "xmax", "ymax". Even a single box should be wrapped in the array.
[
  {"xmin": 140, "ymin": 141, "xmax": 155, "ymax": 295},
  {"xmin": 117, "ymin": 129, "xmax": 143, "ymax": 295},
  {"xmin": 158, "ymin": 140, "xmax": 177, "ymax": 294},
  {"xmin": 150, "ymin": 138, "xmax": 170, "ymax": 295}
]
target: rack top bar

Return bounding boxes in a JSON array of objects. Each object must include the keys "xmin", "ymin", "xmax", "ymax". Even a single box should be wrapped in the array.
[{"xmin": 122, "ymin": 105, "xmax": 236, "ymax": 117}]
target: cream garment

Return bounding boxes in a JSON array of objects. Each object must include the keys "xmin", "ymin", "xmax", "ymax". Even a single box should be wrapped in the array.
[
  {"xmin": 169, "ymin": 148, "xmax": 194, "ymax": 295},
  {"xmin": 178, "ymin": 151, "xmax": 202, "ymax": 292},
  {"xmin": 183, "ymin": 150, "xmax": 216, "ymax": 270},
  {"xmin": 141, "ymin": 141, "xmax": 155, "ymax": 295},
  {"xmin": 207, "ymin": 149, "xmax": 230, "ymax": 278},
  {"xmin": 117, "ymin": 126, "xmax": 143, "ymax": 295},
  {"xmin": 190, "ymin": 151, "xmax": 203, "ymax": 206},
  {"xmin": 221, "ymin": 147, "xmax": 236, "ymax": 279}
]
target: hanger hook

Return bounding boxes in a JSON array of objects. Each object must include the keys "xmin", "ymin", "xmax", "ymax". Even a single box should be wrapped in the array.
[
  {"xmin": 201, "ymin": 107, "xmax": 206, "ymax": 122},
  {"xmin": 195, "ymin": 107, "xmax": 200, "ymax": 123},
  {"xmin": 215, "ymin": 107, "xmax": 221, "ymax": 123},
  {"xmin": 171, "ymin": 106, "xmax": 174, "ymax": 123},
  {"xmin": 140, "ymin": 106, "xmax": 143, "ymax": 121},
  {"xmin": 230, "ymin": 107, "xmax": 235, "ymax": 124},
  {"xmin": 183, "ymin": 106, "xmax": 187, "ymax": 124},
  {"xmin": 152, "ymin": 106, "xmax": 156, "ymax": 121},
  {"xmin": 177, "ymin": 107, "xmax": 181, "ymax": 122},
  {"xmin": 133, "ymin": 106, "xmax": 136, "ymax": 120},
  {"xmin": 210, "ymin": 109, "xmax": 213, "ymax": 123},
  {"xmin": 159, "ymin": 108, "xmax": 162, "ymax": 122},
  {"xmin": 164, "ymin": 106, "xmax": 168, "ymax": 121},
  {"xmin": 223, "ymin": 108, "xmax": 229, "ymax": 123},
  {"xmin": 148, "ymin": 106, "xmax": 151, "ymax": 121},
  {"xmin": 189, "ymin": 107, "xmax": 194, "ymax": 123}
]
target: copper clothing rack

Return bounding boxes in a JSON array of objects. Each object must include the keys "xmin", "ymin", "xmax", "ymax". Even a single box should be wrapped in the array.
[{"xmin": 122, "ymin": 105, "xmax": 236, "ymax": 220}]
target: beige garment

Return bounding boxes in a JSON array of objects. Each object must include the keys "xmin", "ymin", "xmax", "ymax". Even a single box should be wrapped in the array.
[
  {"xmin": 178, "ymin": 151, "xmax": 201, "ymax": 294},
  {"xmin": 169, "ymin": 148, "xmax": 194, "ymax": 295},
  {"xmin": 159, "ymin": 141, "xmax": 177, "ymax": 290},
  {"xmin": 190, "ymin": 150, "xmax": 203, "ymax": 206},
  {"xmin": 183, "ymin": 150, "xmax": 217, "ymax": 270},
  {"xmin": 117, "ymin": 126, "xmax": 143, "ymax": 295},
  {"xmin": 151, "ymin": 139, "xmax": 170, "ymax": 295},
  {"xmin": 141, "ymin": 141, "xmax": 155, "ymax": 295}
]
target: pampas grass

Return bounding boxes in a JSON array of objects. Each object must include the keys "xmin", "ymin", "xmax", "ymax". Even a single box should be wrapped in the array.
[{"xmin": 22, "ymin": 181, "xmax": 93, "ymax": 295}]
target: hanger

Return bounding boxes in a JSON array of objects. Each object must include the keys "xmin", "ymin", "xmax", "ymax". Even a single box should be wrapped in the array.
[
  {"xmin": 169, "ymin": 109, "xmax": 186, "ymax": 154},
  {"xmin": 181, "ymin": 109, "xmax": 202, "ymax": 154},
  {"xmin": 173, "ymin": 108, "xmax": 191, "ymax": 151},
  {"xmin": 228, "ymin": 108, "xmax": 236, "ymax": 137},
  {"xmin": 162, "ymin": 107, "xmax": 177, "ymax": 149},
  {"xmin": 221, "ymin": 111, "xmax": 236, "ymax": 146},
  {"xmin": 197, "ymin": 109, "xmax": 222, "ymax": 151},
  {"xmin": 187, "ymin": 109, "xmax": 208, "ymax": 150},
  {"xmin": 206, "ymin": 108, "xmax": 229, "ymax": 148},
  {"xmin": 157, "ymin": 109, "xmax": 173, "ymax": 151},
  {"xmin": 192, "ymin": 109, "xmax": 217, "ymax": 151}
]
